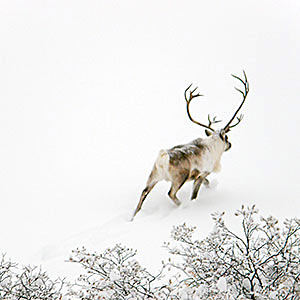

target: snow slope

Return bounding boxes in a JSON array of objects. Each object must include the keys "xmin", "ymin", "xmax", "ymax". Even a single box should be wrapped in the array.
[{"xmin": 0, "ymin": 0, "xmax": 299, "ymax": 279}]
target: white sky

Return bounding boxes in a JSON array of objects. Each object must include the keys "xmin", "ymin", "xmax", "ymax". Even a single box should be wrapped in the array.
[{"xmin": 0, "ymin": 0, "xmax": 299, "ymax": 265}]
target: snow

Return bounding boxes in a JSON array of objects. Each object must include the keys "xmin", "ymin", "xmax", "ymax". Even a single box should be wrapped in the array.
[{"xmin": 0, "ymin": 0, "xmax": 299, "ymax": 281}]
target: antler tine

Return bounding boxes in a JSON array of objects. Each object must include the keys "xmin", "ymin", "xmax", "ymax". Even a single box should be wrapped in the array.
[
  {"xmin": 184, "ymin": 83, "xmax": 193, "ymax": 100},
  {"xmin": 225, "ymin": 114, "xmax": 244, "ymax": 131},
  {"xmin": 208, "ymin": 114, "xmax": 222, "ymax": 128},
  {"xmin": 224, "ymin": 70, "xmax": 249, "ymax": 132},
  {"xmin": 184, "ymin": 84, "xmax": 215, "ymax": 132}
]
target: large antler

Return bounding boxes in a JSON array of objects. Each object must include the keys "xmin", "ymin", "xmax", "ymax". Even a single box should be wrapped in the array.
[
  {"xmin": 184, "ymin": 84, "xmax": 216, "ymax": 132},
  {"xmin": 223, "ymin": 70, "xmax": 249, "ymax": 133}
]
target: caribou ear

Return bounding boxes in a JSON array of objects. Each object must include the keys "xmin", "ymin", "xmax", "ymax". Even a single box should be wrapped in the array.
[
  {"xmin": 219, "ymin": 129, "xmax": 226, "ymax": 140},
  {"xmin": 205, "ymin": 129, "xmax": 213, "ymax": 136}
]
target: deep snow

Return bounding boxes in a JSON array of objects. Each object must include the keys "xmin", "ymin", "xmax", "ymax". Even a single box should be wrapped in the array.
[{"xmin": 0, "ymin": 0, "xmax": 299, "ymax": 279}]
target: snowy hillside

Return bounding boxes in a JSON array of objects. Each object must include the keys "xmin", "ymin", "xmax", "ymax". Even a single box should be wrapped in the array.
[{"xmin": 0, "ymin": 0, "xmax": 299, "ymax": 283}]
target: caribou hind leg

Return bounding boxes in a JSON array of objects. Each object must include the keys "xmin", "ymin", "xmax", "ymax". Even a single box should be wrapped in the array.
[
  {"xmin": 131, "ymin": 168, "xmax": 159, "ymax": 220},
  {"xmin": 168, "ymin": 171, "xmax": 189, "ymax": 206},
  {"xmin": 132, "ymin": 182, "xmax": 157, "ymax": 220}
]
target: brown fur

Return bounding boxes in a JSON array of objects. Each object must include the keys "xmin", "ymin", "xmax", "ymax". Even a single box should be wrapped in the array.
[{"xmin": 131, "ymin": 137, "xmax": 217, "ymax": 220}]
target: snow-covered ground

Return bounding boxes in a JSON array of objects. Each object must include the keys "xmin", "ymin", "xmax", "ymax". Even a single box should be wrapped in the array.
[{"xmin": 0, "ymin": 0, "xmax": 299, "ymax": 280}]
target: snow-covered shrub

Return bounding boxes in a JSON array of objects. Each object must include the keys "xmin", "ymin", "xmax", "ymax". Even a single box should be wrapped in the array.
[
  {"xmin": 66, "ymin": 206, "xmax": 300, "ymax": 299},
  {"xmin": 68, "ymin": 244, "xmax": 168, "ymax": 300},
  {"xmin": 165, "ymin": 205, "xmax": 300, "ymax": 300},
  {"xmin": 0, "ymin": 255, "xmax": 15, "ymax": 299},
  {"xmin": 0, "ymin": 255, "xmax": 64, "ymax": 300}
]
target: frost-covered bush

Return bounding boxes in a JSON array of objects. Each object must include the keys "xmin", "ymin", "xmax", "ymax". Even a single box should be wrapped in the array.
[
  {"xmin": 0, "ymin": 255, "xmax": 64, "ymax": 300},
  {"xmin": 165, "ymin": 205, "xmax": 300, "ymax": 300},
  {"xmin": 68, "ymin": 244, "xmax": 169, "ymax": 300},
  {"xmin": 0, "ymin": 255, "xmax": 15, "ymax": 299},
  {"xmin": 4, "ymin": 206, "xmax": 295, "ymax": 300},
  {"xmin": 68, "ymin": 206, "xmax": 300, "ymax": 300},
  {"xmin": 68, "ymin": 207, "xmax": 300, "ymax": 300}
]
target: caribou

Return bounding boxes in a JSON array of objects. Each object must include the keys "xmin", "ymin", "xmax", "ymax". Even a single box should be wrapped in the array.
[{"xmin": 132, "ymin": 71, "xmax": 249, "ymax": 220}]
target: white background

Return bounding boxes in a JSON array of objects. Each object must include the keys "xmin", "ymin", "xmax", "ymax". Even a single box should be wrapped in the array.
[{"xmin": 0, "ymin": 0, "xmax": 299, "ymax": 275}]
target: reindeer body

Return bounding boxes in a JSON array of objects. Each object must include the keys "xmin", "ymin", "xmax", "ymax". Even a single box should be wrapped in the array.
[
  {"xmin": 132, "ymin": 71, "xmax": 249, "ymax": 220},
  {"xmin": 132, "ymin": 132, "xmax": 230, "ymax": 219},
  {"xmin": 154, "ymin": 135, "xmax": 226, "ymax": 184}
]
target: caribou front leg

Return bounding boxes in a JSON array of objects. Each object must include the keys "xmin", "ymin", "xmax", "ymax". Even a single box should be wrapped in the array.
[{"xmin": 191, "ymin": 172, "xmax": 210, "ymax": 200}]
